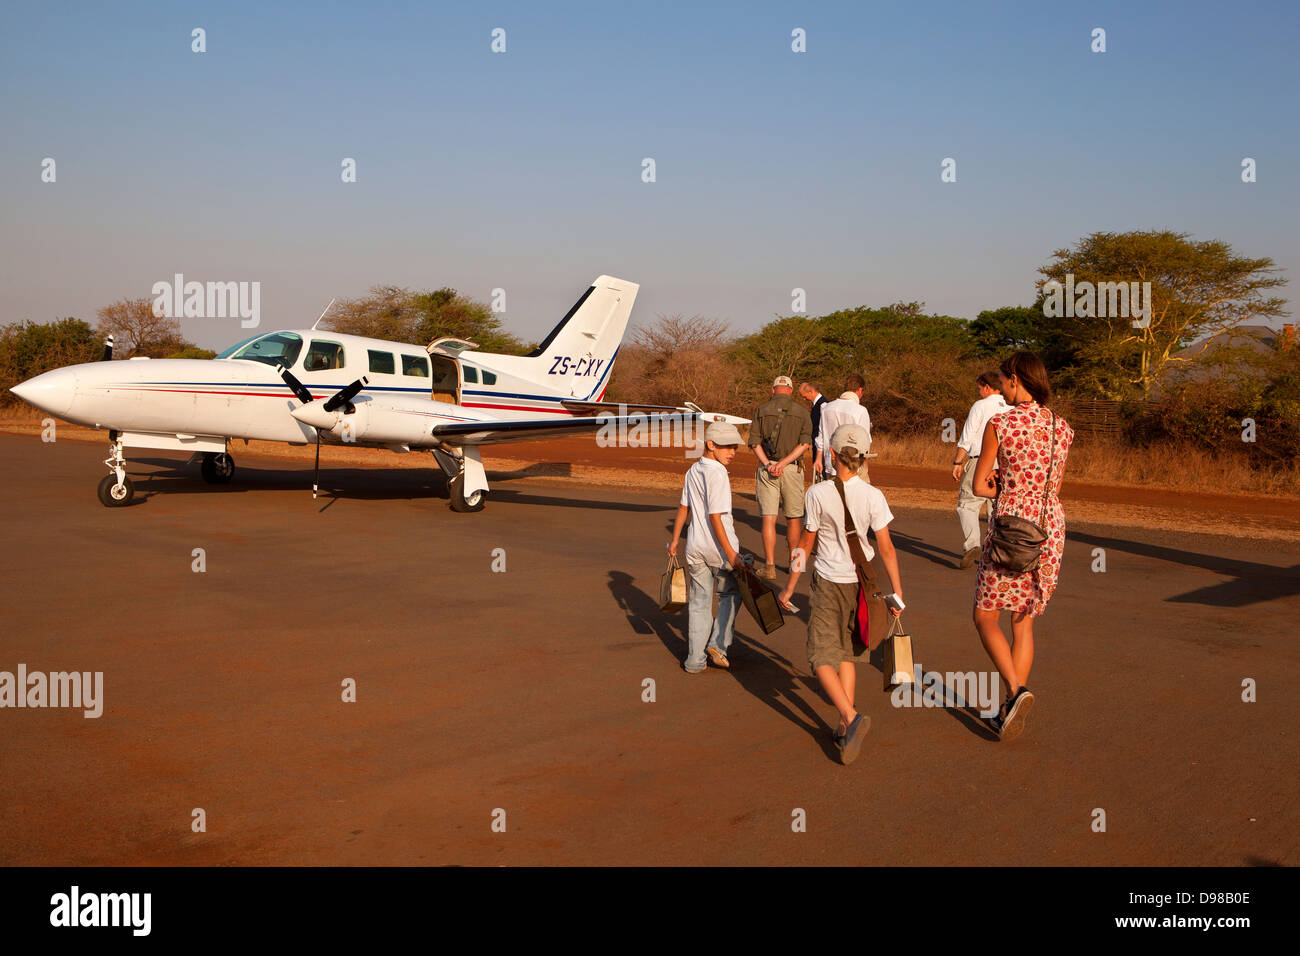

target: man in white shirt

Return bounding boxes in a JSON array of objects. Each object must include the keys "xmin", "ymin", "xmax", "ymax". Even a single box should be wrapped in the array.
[
  {"xmin": 668, "ymin": 422, "xmax": 745, "ymax": 673},
  {"xmin": 952, "ymin": 371, "xmax": 1008, "ymax": 568},
  {"xmin": 778, "ymin": 423, "xmax": 903, "ymax": 765},
  {"xmin": 817, "ymin": 373, "xmax": 872, "ymax": 481}
]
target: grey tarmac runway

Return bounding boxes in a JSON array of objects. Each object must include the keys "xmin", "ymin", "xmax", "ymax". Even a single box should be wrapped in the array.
[{"xmin": 0, "ymin": 433, "xmax": 1296, "ymax": 865}]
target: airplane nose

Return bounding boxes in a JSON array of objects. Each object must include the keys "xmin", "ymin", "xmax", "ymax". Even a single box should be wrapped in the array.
[{"xmin": 10, "ymin": 368, "xmax": 77, "ymax": 418}]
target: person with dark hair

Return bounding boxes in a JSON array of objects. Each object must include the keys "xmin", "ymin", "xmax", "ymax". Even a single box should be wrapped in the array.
[
  {"xmin": 970, "ymin": 351, "xmax": 1074, "ymax": 740},
  {"xmin": 817, "ymin": 373, "xmax": 872, "ymax": 482},
  {"xmin": 952, "ymin": 371, "xmax": 1007, "ymax": 568}
]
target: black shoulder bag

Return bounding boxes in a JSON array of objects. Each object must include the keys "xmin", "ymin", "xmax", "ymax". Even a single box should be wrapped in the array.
[{"xmin": 986, "ymin": 410, "xmax": 1057, "ymax": 574}]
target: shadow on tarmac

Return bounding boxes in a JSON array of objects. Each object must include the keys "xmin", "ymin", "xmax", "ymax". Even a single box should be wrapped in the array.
[
  {"xmin": 1069, "ymin": 529, "xmax": 1300, "ymax": 608},
  {"xmin": 606, "ymin": 569, "xmax": 921, "ymax": 760},
  {"xmin": 124, "ymin": 456, "xmax": 669, "ymax": 513}
]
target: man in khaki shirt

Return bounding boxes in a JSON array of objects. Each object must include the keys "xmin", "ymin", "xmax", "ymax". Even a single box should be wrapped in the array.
[{"xmin": 749, "ymin": 375, "xmax": 812, "ymax": 580}]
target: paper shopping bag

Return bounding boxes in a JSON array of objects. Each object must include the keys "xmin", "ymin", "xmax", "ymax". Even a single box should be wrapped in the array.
[
  {"xmin": 882, "ymin": 616, "xmax": 914, "ymax": 689},
  {"xmin": 659, "ymin": 554, "xmax": 688, "ymax": 613}
]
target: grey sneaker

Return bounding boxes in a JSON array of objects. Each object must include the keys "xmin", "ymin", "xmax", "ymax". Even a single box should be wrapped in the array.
[{"xmin": 839, "ymin": 714, "xmax": 870, "ymax": 765}]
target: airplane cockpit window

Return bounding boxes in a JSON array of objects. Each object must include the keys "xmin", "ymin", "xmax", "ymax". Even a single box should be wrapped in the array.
[
  {"xmin": 402, "ymin": 355, "xmax": 429, "ymax": 378},
  {"xmin": 215, "ymin": 333, "xmax": 262, "ymax": 359},
  {"xmin": 226, "ymin": 332, "xmax": 303, "ymax": 367},
  {"xmin": 368, "ymin": 350, "xmax": 396, "ymax": 375},
  {"xmin": 305, "ymin": 340, "xmax": 346, "ymax": 372}
]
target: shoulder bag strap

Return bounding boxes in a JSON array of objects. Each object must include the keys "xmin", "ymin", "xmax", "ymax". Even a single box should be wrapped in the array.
[
  {"xmin": 1038, "ymin": 409, "xmax": 1057, "ymax": 527},
  {"xmin": 833, "ymin": 476, "xmax": 878, "ymax": 590}
]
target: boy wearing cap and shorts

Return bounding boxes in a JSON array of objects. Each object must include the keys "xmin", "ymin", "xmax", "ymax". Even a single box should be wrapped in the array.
[
  {"xmin": 668, "ymin": 421, "xmax": 746, "ymax": 673},
  {"xmin": 778, "ymin": 423, "xmax": 903, "ymax": 764},
  {"xmin": 749, "ymin": 375, "xmax": 813, "ymax": 581}
]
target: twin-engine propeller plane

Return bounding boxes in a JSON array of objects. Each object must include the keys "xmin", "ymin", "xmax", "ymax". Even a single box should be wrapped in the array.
[{"xmin": 11, "ymin": 275, "xmax": 748, "ymax": 512}]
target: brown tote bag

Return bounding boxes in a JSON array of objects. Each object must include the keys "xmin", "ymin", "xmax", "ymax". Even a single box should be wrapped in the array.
[{"xmin": 736, "ymin": 561, "xmax": 786, "ymax": 635}]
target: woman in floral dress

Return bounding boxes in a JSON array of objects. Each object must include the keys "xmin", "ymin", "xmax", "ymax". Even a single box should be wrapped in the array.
[{"xmin": 971, "ymin": 351, "xmax": 1074, "ymax": 741}]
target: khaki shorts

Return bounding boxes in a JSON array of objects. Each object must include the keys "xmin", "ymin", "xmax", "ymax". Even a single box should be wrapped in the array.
[
  {"xmin": 807, "ymin": 572, "xmax": 860, "ymax": 671},
  {"xmin": 755, "ymin": 464, "xmax": 805, "ymax": 517}
]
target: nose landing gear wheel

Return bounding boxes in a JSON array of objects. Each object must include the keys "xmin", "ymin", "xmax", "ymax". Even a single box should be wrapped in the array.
[
  {"xmin": 97, "ymin": 474, "xmax": 134, "ymax": 507},
  {"xmin": 201, "ymin": 452, "xmax": 235, "ymax": 484},
  {"xmin": 449, "ymin": 474, "xmax": 487, "ymax": 512}
]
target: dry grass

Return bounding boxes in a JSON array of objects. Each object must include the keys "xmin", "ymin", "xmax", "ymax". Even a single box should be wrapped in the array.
[
  {"xmin": 5, "ymin": 408, "xmax": 1298, "ymax": 497},
  {"xmin": 875, "ymin": 430, "xmax": 1300, "ymax": 496}
]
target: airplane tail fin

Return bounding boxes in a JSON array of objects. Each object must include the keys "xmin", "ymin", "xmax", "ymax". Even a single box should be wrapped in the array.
[{"xmin": 477, "ymin": 275, "xmax": 637, "ymax": 401}]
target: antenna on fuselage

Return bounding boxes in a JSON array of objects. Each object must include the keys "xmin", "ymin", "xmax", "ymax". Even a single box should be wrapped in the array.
[{"xmin": 311, "ymin": 298, "xmax": 337, "ymax": 331}]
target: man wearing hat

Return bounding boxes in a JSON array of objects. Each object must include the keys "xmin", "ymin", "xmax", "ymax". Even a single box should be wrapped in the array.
[
  {"xmin": 748, "ymin": 375, "xmax": 813, "ymax": 581},
  {"xmin": 779, "ymin": 423, "xmax": 904, "ymax": 765},
  {"xmin": 668, "ymin": 420, "xmax": 747, "ymax": 673}
]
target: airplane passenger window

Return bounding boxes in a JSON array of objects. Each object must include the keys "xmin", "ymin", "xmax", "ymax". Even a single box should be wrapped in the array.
[
  {"xmin": 305, "ymin": 340, "xmax": 345, "ymax": 372},
  {"xmin": 368, "ymin": 350, "xmax": 396, "ymax": 374},
  {"xmin": 402, "ymin": 355, "xmax": 429, "ymax": 377},
  {"xmin": 482, "ymin": 371, "xmax": 498, "ymax": 385},
  {"xmin": 229, "ymin": 332, "xmax": 303, "ymax": 367},
  {"xmin": 462, "ymin": 366, "xmax": 479, "ymax": 384}
]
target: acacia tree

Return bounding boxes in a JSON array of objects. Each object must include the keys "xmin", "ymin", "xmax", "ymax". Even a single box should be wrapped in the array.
[
  {"xmin": 734, "ymin": 315, "xmax": 829, "ymax": 387},
  {"xmin": 1039, "ymin": 231, "xmax": 1288, "ymax": 399},
  {"xmin": 96, "ymin": 297, "xmax": 190, "ymax": 358}
]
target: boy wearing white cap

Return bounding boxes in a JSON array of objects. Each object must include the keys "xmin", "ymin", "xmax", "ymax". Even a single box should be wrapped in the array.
[
  {"xmin": 668, "ymin": 421, "xmax": 746, "ymax": 673},
  {"xmin": 779, "ymin": 423, "xmax": 903, "ymax": 764}
]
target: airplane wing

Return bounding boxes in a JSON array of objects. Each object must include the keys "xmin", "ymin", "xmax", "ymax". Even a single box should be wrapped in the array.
[
  {"xmin": 559, "ymin": 399, "xmax": 688, "ymax": 416},
  {"xmin": 430, "ymin": 411, "xmax": 749, "ymax": 447}
]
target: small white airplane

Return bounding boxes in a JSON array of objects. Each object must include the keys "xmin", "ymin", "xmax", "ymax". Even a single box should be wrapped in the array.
[{"xmin": 12, "ymin": 275, "xmax": 748, "ymax": 511}]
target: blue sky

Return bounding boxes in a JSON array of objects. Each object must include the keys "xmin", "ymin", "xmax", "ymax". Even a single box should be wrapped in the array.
[{"xmin": 2, "ymin": 0, "xmax": 1297, "ymax": 349}]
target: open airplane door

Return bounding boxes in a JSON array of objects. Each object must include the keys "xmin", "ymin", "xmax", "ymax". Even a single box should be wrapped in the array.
[{"xmin": 427, "ymin": 337, "xmax": 476, "ymax": 405}]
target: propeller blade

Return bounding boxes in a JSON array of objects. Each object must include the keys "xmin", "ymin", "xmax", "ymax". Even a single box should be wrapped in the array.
[
  {"xmin": 323, "ymin": 376, "xmax": 369, "ymax": 413},
  {"xmin": 313, "ymin": 430, "xmax": 321, "ymax": 499},
  {"xmin": 275, "ymin": 364, "xmax": 314, "ymax": 405},
  {"xmin": 101, "ymin": 335, "xmax": 114, "ymax": 362}
]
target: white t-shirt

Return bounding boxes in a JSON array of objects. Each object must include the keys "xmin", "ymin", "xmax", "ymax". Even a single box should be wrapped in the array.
[
  {"xmin": 803, "ymin": 476, "xmax": 894, "ymax": 583},
  {"xmin": 819, "ymin": 393, "xmax": 872, "ymax": 473},
  {"xmin": 958, "ymin": 393, "xmax": 1009, "ymax": 457},
  {"xmin": 680, "ymin": 456, "xmax": 739, "ymax": 567}
]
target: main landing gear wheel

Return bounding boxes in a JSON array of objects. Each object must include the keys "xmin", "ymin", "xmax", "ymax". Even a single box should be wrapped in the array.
[
  {"xmin": 201, "ymin": 452, "xmax": 235, "ymax": 484},
  {"xmin": 449, "ymin": 474, "xmax": 487, "ymax": 513},
  {"xmin": 97, "ymin": 474, "xmax": 134, "ymax": 507}
]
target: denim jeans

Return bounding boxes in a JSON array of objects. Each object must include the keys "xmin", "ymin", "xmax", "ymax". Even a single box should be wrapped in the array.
[{"xmin": 685, "ymin": 562, "xmax": 740, "ymax": 672}]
